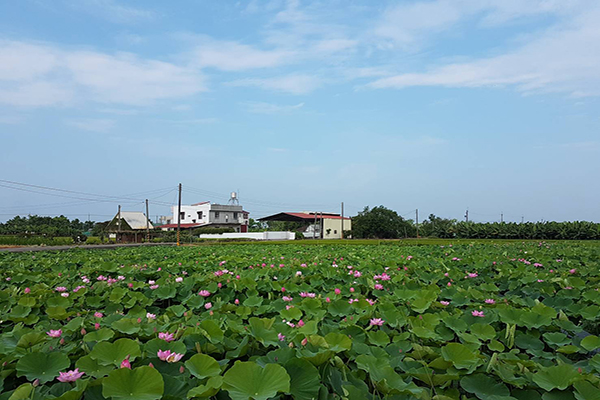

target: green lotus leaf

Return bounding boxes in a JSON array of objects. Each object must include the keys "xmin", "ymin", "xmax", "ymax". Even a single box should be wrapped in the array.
[
  {"xmin": 470, "ymin": 323, "xmax": 495, "ymax": 341},
  {"xmin": 8, "ymin": 383, "xmax": 33, "ymax": 400},
  {"xmin": 153, "ymin": 286, "xmax": 176, "ymax": 299},
  {"xmin": 185, "ymin": 354, "xmax": 221, "ymax": 380},
  {"xmin": 543, "ymin": 333, "xmax": 570, "ymax": 347},
  {"xmin": 9, "ymin": 305, "xmax": 31, "ymax": 319},
  {"xmin": 75, "ymin": 355, "xmax": 114, "ymax": 378},
  {"xmin": 83, "ymin": 328, "xmax": 115, "ymax": 343},
  {"xmin": 144, "ymin": 338, "xmax": 186, "ymax": 357},
  {"xmin": 581, "ymin": 336, "xmax": 600, "ymax": 352},
  {"xmin": 187, "ymin": 376, "xmax": 223, "ymax": 399},
  {"xmin": 89, "ymin": 338, "xmax": 141, "ymax": 366},
  {"xmin": 368, "ymin": 330, "xmax": 390, "ymax": 347},
  {"xmin": 574, "ymin": 380, "xmax": 600, "ymax": 400},
  {"xmin": 249, "ymin": 318, "xmax": 279, "ymax": 347},
  {"xmin": 16, "ymin": 352, "xmax": 70, "ymax": 384},
  {"xmin": 532, "ymin": 364, "xmax": 580, "ymax": 391},
  {"xmin": 199, "ymin": 320, "xmax": 224, "ymax": 343},
  {"xmin": 16, "ymin": 332, "xmax": 46, "ymax": 348},
  {"xmin": 46, "ymin": 306, "xmax": 69, "ymax": 320},
  {"xmin": 285, "ymin": 358, "xmax": 320, "ymax": 400},
  {"xmin": 460, "ymin": 374, "xmax": 510, "ymax": 399},
  {"xmin": 324, "ymin": 332, "xmax": 352, "ymax": 352},
  {"xmin": 222, "ymin": 361, "xmax": 290, "ymax": 400},
  {"xmin": 441, "ymin": 343, "xmax": 480, "ymax": 370},
  {"xmin": 102, "ymin": 366, "xmax": 164, "ymax": 400},
  {"xmin": 328, "ymin": 300, "xmax": 352, "ymax": 316},
  {"xmin": 280, "ymin": 307, "xmax": 302, "ymax": 321},
  {"xmin": 111, "ymin": 318, "xmax": 141, "ymax": 334}
]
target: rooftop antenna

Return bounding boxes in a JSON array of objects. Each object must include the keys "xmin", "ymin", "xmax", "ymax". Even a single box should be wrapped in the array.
[{"xmin": 228, "ymin": 191, "xmax": 239, "ymax": 205}]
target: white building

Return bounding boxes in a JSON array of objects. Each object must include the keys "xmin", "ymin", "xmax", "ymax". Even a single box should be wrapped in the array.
[{"xmin": 159, "ymin": 201, "xmax": 249, "ymax": 232}]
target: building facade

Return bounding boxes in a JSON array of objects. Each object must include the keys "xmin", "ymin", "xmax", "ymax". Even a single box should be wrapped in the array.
[{"xmin": 159, "ymin": 202, "xmax": 249, "ymax": 232}]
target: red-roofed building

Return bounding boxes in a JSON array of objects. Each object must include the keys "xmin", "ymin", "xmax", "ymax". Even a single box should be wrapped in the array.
[{"xmin": 258, "ymin": 212, "xmax": 351, "ymax": 239}]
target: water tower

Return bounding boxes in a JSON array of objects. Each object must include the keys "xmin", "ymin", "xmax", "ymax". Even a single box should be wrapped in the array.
[{"xmin": 227, "ymin": 191, "xmax": 239, "ymax": 205}]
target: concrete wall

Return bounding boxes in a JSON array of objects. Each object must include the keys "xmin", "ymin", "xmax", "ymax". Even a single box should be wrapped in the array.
[
  {"xmin": 198, "ymin": 231, "xmax": 296, "ymax": 241},
  {"xmin": 323, "ymin": 218, "xmax": 352, "ymax": 239}
]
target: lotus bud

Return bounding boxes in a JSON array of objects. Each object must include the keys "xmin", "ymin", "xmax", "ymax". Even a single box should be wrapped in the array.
[
  {"xmin": 33, "ymin": 379, "xmax": 40, "ymax": 387},
  {"xmin": 81, "ymin": 328, "xmax": 87, "ymax": 335},
  {"xmin": 149, "ymin": 362, "xmax": 154, "ymax": 368},
  {"xmin": 59, "ymin": 338, "xmax": 65, "ymax": 345},
  {"xmin": 301, "ymin": 338, "xmax": 308, "ymax": 346},
  {"xmin": 180, "ymin": 366, "xmax": 185, "ymax": 373}
]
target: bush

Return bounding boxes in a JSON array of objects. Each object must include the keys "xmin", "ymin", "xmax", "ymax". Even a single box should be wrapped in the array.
[
  {"xmin": 85, "ymin": 237, "xmax": 103, "ymax": 245},
  {"xmin": 0, "ymin": 236, "xmax": 73, "ymax": 246},
  {"xmin": 193, "ymin": 227, "xmax": 236, "ymax": 235}
]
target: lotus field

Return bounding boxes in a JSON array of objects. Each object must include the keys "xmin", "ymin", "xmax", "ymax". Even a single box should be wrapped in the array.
[{"xmin": 1, "ymin": 242, "xmax": 600, "ymax": 399}]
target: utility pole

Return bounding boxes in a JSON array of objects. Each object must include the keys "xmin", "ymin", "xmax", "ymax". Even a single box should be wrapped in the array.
[
  {"xmin": 465, "ymin": 209, "xmax": 469, "ymax": 223},
  {"xmin": 521, "ymin": 216, "xmax": 524, "ymax": 224},
  {"xmin": 313, "ymin": 211, "xmax": 317, "ymax": 240},
  {"xmin": 176, "ymin": 183, "xmax": 182, "ymax": 246},
  {"xmin": 416, "ymin": 209, "xmax": 419, "ymax": 238},
  {"xmin": 501, "ymin": 212, "xmax": 504, "ymax": 223},
  {"xmin": 145, "ymin": 199, "xmax": 150, "ymax": 243},
  {"xmin": 341, "ymin": 202, "xmax": 344, "ymax": 239},
  {"xmin": 117, "ymin": 205, "xmax": 121, "ymax": 243}
]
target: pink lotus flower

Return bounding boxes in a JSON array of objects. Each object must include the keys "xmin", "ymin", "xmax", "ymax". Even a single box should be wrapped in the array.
[
  {"xmin": 198, "ymin": 290, "xmax": 211, "ymax": 297},
  {"xmin": 301, "ymin": 337, "xmax": 308, "ymax": 346},
  {"xmin": 158, "ymin": 332, "xmax": 175, "ymax": 342},
  {"xmin": 204, "ymin": 302, "xmax": 212, "ymax": 310},
  {"xmin": 55, "ymin": 287, "xmax": 67, "ymax": 292},
  {"xmin": 297, "ymin": 320, "xmax": 305, "ymax": 327},
  {"xmin": 175, "ymin": 277, "xmax": 183, "ymax": 283},
  {"xmin": 467, "ymin": 273, "xmax": 478, "ymax": 278},
  {"xmin": 485, "ymin": 299, "xmax": 495, "ymax": 304},
  {"xmin": 369, "ymin": 318, "xmax": 384, "ymax": 326},
  {"xmin": 147, "ymin": 313, "xmax": 156, "ymax": 320},
  {"xmin": 472, "ymin": 310, "xmax": 485, "ymax": 318},
  {"xmin": 326, "ymin": 297, "xmax": 331, "ymax": 302},
  {"xmin": 148, "ymin": 280, "xmax": 155, "ymax": 285},
  {"xmin": 296, "ymin": 271, "xmax": 302, "ymax": 276},
  {"xmin": 57, "ymin": 368, "xmax": 84, "ymax": 382},
  {"xmin": 447, "ymin": 282, "xmax": 452, "ymax": 287},
  {"xmin": 278, "ymin": 333, "xmax": 286, "ymax": 341},
  {"xmin": 537, "ymin": 279, "xmax": 544, "ymax": 283},
  {"xmin": 47, "ymin": 329, "xmax": 62, "ymax": 338},
  {"xmin": 157, "ymin": 350, "xmax": 184, "ymax": 363},
  {"xmin": 569, "ymin": 269, "xmax": 577, "ymax": 274},
  {"xmin": 334, "ymin": 288, "xmax": 341, "ymax": 295},
  {"xmin": 282, "ymin": 296, "xmax": 293, "ymax": 302},
  {"xmin": 61, "ymin": 293, "xmax": 69, "ymax": 298},
  {"xmin": 24, "ymin": 287, "xmax": 31, "ymax": 294},
  {"xmin": 440, "ymin": 301, "xmax": 450, "ymax": 306},
  {"xmin": 120, "ymin": 356, "xmax": 131, "ymax": 369},
  {"xmin": 350, "ymin": 287, "xmax": 355, "ymax": 293},
  {"xmin": 366, "ymin": 299, "xmax": 376, "ymax": 306},
  {"xmin": 234, "ymin": 299, "xmax": 240, "ymax": 304},
  {"xmin": 94, "ymin": 312, "xmax": 103, "ymax": 318},
  {"xmin": 374, "ymin": 284, "xmax": 384, "ymax": 290},
  {"xmin": 94, "ymin": 323, "xmax": 100, "ymax": 330}
]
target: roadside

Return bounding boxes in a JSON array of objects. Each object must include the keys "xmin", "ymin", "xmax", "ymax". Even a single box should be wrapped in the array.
[{"xmin": 0, "ymin": 243, "xmax": 176, "ymax": 253}]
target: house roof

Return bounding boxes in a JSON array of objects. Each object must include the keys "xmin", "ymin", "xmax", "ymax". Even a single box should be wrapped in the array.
[
  {"xmin": 116, "ymin": 212, "xmax": 154, "ymax": 230},
  {"xmin": 258, "ymin": 212, "xmax": 351, "ymax": 222},
  {"xmin": 191, "ymin": 201, "xmax": 210, "ymax": 206}
]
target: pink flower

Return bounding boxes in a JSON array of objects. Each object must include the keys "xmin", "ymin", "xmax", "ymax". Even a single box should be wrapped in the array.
[
  {"xmin": 334, "ymin": 288, "xmax": 341, "ymax": 295},
  {"xmin": 350, "ymin": 287, "xmax": 355, "ymax": 293},
  {"xmin": 128, "ymin": 283, "xmax": 133, "ymax": 288},
  {"xmin": 444, "ymin": 273, "xmax": 449, "ymax": 277},
  {"xmin": 198, "ymin": 290, "xmax": 211, "ymax": 297},
  {"xmin": 296, "ymin": 271, "xmax": 302, "ymax": 276},
  {"xmin": 55, "ymin": 287, "xmax": 67, "ymax": 292},
  {"xmin": 281, "ymin": 287, "xmax": 286, "ymax": 292},
  {"xmin": 148, "ymin": 280, "xmax": 155, "ymax": 285},
  {"xmin": 24, "ymin": 287, "xmax": 31, "ymax": 294},
  {"xmin": 569, "ymin": 269, "xmax": 577, "ymax": 274},
  {"xmin": 157, "ymin": 350, "xmax": 184, "ymax": 363},
  {"xmin": 147, "ymin": 313, "xmax": 156, "ymax": 320},
  {"xmin": 47, "ymin": 329, "xmax": 62, "ymax": 338},
  {"xmin": 374, "ymin": 284, "xmax": 384, "ymax": 290},
  {"xmin": 467, "ymin": 273, "xmax": 478, "ymax": 278},
  {"xmin": 57, "ymin": 368, "xmax": 84, "ymax": 382},
  {"xmin": 120, "ymin": 356, "xmax": 131, "ymax": 369},
  {"xmin": 353, "ymin": 271, "xmax": 362, "ymax": 278},
  {"xmin": 369, "ymin": 318, "xmax": 384, "ymax": 326},
  {"xmin": 94, "ymin": 312, "xmax": 103, "ymax": 318},
  {"xmin": 301, "ymin": 338, "xmax": 308, "ymax": 346},
  {"xmin": 282, "ymin": 296, "xmax": 293, "ymax": 302},
  {"xmin": 447, "ymin": 282, "xmax": 452, "ymax": 287},
  {"xmin": 175, "ymin": 277, "xmax": 183, "ymax": 283},
  {"xmin": 537, "ymin": 279, "xmax": 545, "ymax": 283},
  {"xmin": 485, "ymin": 299, "xmax": 495, "ymax": 304},
  {"xmin": 326, "ymin": 297, "xmax": 331, "ymax": 302},
  {"xmin": 94, "ymin": 323, "xmax": 100, "ymax": 330},
  {"xmin": 204, "ymin": 302, "xmax": 212, "ymax": 310},
  {"xmin": 366, "ymin": 299, "xmax": 376, "ymax": 306},
  {"xmin": 278, "ymin": 333, "xmax": 286, "ymax": 341},
  {"xmin": 234, "ymin": 299, "xmax": 240, "ymax": 305},
  {"xmin": 472, "ymin": 310, "xmax": 485, "ymax": 318},
  {"xmin": 297, "ymin": 320, "xmax": 305, "ymax": 327},
  {"xmin": 158, "ymin": 332, "xmax": 175, "ymax": 342},
  {"xmin": 61, "ymin": 293, "xmax": 69, "ymax": 298},
  {"xmin": 440, "ymin": 301, "xmax": 450, "ymax": 306}
]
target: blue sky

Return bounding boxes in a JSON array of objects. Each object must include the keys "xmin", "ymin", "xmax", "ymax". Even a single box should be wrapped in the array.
[{"xmin": 0, "ymin": 0, "xmax": 599, "ymax": 223}]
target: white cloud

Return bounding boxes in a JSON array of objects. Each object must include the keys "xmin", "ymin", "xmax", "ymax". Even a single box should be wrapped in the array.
[
  {"xmin": 228, "ymin": 74, "xmax": 320, "ymax": 95},
  {"xmin": 242, "ymin": 101, "xmax": 304, "ymax": 114},
  {"xmin": 65, "ymin": 118, "xmax": 115, "ymax": 133},
  {"xmin": 368, "ymin": 6, "xmax": 600, "ymax": 97},
  {"xmin": 70, "ymin": 0, "xmax": 156, "ymax": 24},
  {"xmin": 188, "ymin": 36, "xmax": 294, "ymax": 71},
  {"xmin": 0, "ymin": 41, "xmax": 205, "ymax": 107}
]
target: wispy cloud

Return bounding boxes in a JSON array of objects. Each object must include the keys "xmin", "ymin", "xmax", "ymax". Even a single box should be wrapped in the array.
[
  {"xmin": 228, "ymin": 74, "xmax": 320, "ymax": 95},
  {"xmin": 367, "ymin": 5, "xmax": 600, "ymax": 97},
  {"xmin": 65, "ymin": 118, "xmax": 115, "ymax": 133},
  {"xmin": 242, "ymin": 101, "xmax": 304, "ymax": 114},
  {"xmin": 69, "ymin": 0, "xmax": 156, "ymax": 24},
  {"xmin": 0, "ymin": 40, "xmax": 206, "ymax": 107}
]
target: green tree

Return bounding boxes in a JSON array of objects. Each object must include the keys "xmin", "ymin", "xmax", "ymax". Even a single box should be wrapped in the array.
[{"xmin": 352, "ymin": 206, "xmax": 415, "ymax": 239}]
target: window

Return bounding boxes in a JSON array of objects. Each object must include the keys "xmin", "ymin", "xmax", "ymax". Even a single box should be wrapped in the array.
[
  {"xmin": 334, "ymin": 230, "xmax": 337, "ymax": 234},
  {"xmin": 215, "ymin": 212, "xmax": 220, "ymax": 219},
  {"xmin": 180, "ymin": 212, "xmax": 185, "ymax": 220},
  {"xmin": 233, "ymin": 212, "xmax": 238, "ymax": 219},
  {"xmin": 197, "ymin": 211, "xmax": 203, "ymax": 219}
]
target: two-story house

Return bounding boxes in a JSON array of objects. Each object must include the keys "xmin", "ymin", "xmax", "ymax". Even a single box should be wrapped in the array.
[{"xmin": 159, "ymin": 201, "xmax": 249, "ymax": 232}]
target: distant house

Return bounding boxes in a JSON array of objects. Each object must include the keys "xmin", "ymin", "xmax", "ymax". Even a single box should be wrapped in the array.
[
  {"xmin": 106, "ymin": 211, "xmax": 154, "ymax": 243},
  {"xmin": 258, "ymin": 212, "xmax": 351, "ymax": 239},
  {"xmin": 158, "ymin": 202, "xmax": 249, "ymax": 233}
]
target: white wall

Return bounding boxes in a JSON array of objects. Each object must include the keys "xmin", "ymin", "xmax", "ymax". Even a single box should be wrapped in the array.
[
  {"xmin": 172, "ymin": 204, "xmax": 211, "ymax": 224},
  {"xmin": 198, "ymin": 231, "xmax": 295, "ymax": 241}
]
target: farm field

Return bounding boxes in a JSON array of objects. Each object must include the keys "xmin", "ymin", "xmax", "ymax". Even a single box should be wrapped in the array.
[{"xmin": 0, "ymin": 242, "xmax": 600, "ymax": 399}]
